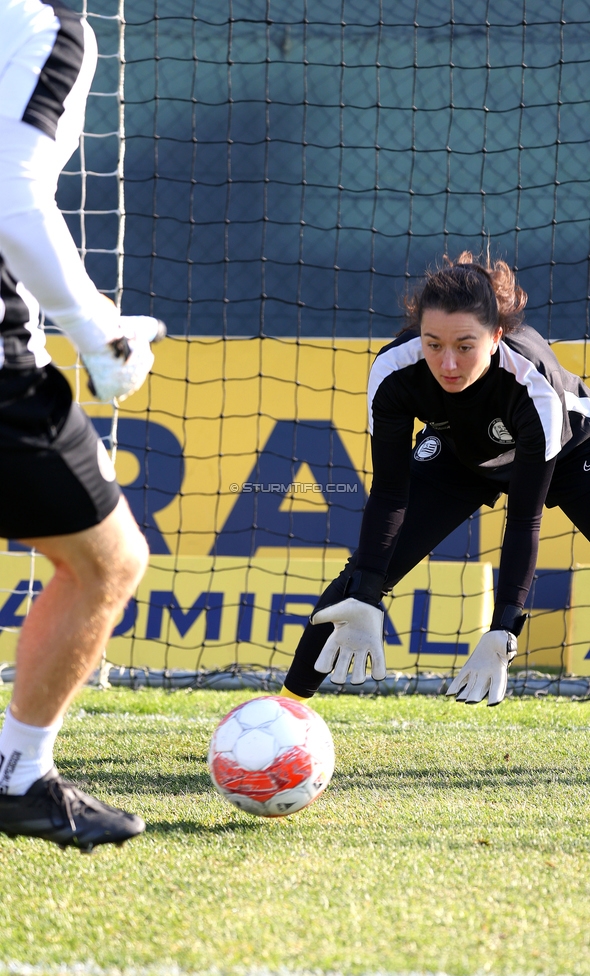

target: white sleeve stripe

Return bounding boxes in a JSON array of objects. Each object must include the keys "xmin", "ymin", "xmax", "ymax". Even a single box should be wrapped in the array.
[
  {"xmin": 498, "ymin": 342, "xmax": 563, "ymax": 461},
  {"xmin": 564, "ymin": 389, "xmax": 590, "ymax": 420},
  {"xmin": 367, "ymin": 338, "xmax": 423, "ymax": 434},
  {"xmin": 15, "ymin": 280, "xmax": 51, "ymax": 368}
]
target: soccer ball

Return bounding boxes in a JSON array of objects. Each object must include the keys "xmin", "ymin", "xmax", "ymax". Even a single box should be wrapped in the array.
[{"xmin": 208, "ymin": 695, "xmax": 335, "ymax": 817}]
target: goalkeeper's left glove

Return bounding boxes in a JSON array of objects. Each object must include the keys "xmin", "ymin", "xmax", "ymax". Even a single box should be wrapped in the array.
[
  {"xmin": 446, "ymin": 630, "xmax": 518, "ymax": 706},
  {"xmin": 82, "ymin": 316, "xmax": 166, "ymax": 402}
]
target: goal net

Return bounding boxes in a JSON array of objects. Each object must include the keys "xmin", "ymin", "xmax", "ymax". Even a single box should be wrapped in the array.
[{"xmin": 3, "ymin": 0, "xmax": 590, "ymax": 694}]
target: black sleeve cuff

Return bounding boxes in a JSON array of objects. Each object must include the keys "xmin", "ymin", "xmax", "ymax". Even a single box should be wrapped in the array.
[
  {"xmin": 344, "ymin": 568, "xmax": 387, "ymax": 607},
  {"xmin": 491, "ymin": 603, "xmax": 528, "ymax": 636}
]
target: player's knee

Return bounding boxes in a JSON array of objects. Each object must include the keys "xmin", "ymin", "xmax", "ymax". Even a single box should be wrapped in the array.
[
  {"xmin": 119, "ymin": 526, "xmax": 149, "ymax": 595},
  {"xmin": 101, "ymin": 516, "xmax": 149, "ymax": 602},
  {"xmin": 54, "ymin": 537, "xmax": 144, "ymax": 607},
  {"xmin": 107, "ymin": 494, "xmax": 148, "ymax": 565},
  {"xmin": 53, "ymin": 509, "xmax": 148, "ymax": 606}
]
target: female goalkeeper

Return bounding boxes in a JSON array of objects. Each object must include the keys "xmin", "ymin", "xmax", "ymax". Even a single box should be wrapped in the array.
[{"xmin": 281, "ymin": 253, "xmax": 590, "ymax": 706}]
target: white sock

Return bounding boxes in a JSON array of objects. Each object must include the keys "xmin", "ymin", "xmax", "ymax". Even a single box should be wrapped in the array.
[{"xmin": 0, "ymin": 708, "xmax": 62, "ymax": 795}]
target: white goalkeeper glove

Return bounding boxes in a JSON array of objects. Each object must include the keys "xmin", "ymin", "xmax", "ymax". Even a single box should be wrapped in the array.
[
  {"xmin": 312, "ymin": 598, "xmax": 386, "ymax": 685},
  {"xmin": 82, "ymin": 316, "xmax": 166, "ymax": 402},
  {"xmin": 446, "ymin": 630, "xmax": 517, "ymax": 706}
]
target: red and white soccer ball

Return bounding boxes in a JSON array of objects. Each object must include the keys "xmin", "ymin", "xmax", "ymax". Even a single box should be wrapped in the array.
[{"xmin": 208, "ymin": 695, "xmax": 335, "ymax": 817}]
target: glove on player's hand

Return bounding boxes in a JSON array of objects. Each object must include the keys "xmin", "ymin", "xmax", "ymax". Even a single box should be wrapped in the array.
[
  {"xmin": 82, "ymin": 316, "xmax": 166, "ymax": 402},
  {"xmin": 312, "ymin": 598, "xmax": 386, "ymax": 685},
  {"xmin": 446, "ymin": 630, "xmax": 517, "ymax": 706}
]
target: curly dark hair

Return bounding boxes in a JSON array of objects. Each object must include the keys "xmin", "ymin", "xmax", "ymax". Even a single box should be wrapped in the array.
[{"xmin": 404, "ymin": 251, "xmax": 527, "ymax": 335}]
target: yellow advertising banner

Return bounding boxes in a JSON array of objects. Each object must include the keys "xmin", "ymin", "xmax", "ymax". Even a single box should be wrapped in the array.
[
  {"xmin": 0, "ymin": 335, "xmax": 588, "ymax": 671},
  {"xmin": 34, "ymin": 336, "xmax": 590, "ymax": 567},
  {"xmin": 40, "ymin": 335, "xmax": 381, "ymax": 560},
  {"xmin": 0, "ymin": 554, "xmax": 493, "ymax": 674}
]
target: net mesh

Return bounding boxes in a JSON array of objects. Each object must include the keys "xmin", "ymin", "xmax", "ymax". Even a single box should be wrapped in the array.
[
  {"xmin": 3, "ymin": 0, "xmax": 590, "ymax": 694},
  {"xmin": 121, "ymin": 0, "xmax": 590, "ymax": 341}
]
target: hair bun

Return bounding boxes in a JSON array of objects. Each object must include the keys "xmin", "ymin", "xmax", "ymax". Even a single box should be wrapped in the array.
[{"xmin": 404, "ymin": 252, "xmax": 527, "ymax": 335}]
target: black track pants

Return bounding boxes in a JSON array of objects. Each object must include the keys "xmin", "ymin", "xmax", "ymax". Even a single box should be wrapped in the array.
[
  {"xmin": 283, "ymin": 435, "xmax": 590, "ymax": 698},
  {"xmin": 283, "ymin": 476, "xmax": 488, "ymax": 698}
]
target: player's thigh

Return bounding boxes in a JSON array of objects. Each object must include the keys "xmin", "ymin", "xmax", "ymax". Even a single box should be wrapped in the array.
[
  {"xmin": 315, "ymin": 433, "xmax": 497, "ymax": 602},
  {"xmin": 0, "ymin": 366, "xmax": 120, "ymax": 541},
  {"xmin": 385, "ymin": 431, "xmax": 499, "ymax": 588},
  {"xmin": 21, "ymin": 495, "xmax": 148, "ymax": 594},
  {"xmin": 553, "ymin": 483, "xmax": 590, "ymax": 541},
  {"xmin": 548, "ymin": 440, "xmax": 590, "ymax": 540},
  {"xmin": 384, "ymin": 480, "xmax": 486, "ymax": 588}
]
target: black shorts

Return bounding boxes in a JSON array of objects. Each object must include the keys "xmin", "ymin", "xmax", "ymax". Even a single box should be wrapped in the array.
[
  {"xmin": 0, "ymin": 365, "xmax": 120, "ymax": 539},
  {"xmin": 546, "ymin": 439, "xmax": 590, "ymax": 507}
]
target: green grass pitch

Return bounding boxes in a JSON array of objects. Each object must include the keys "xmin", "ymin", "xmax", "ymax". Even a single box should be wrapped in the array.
[{"xmin": 0, "ymin": 687, "xmax": 589, "ymax": 976}]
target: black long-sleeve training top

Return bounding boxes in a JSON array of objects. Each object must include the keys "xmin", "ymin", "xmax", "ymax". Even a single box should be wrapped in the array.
[{"xmin": 358, "ymin": 324, "xmax": 590, "ymax": 625}]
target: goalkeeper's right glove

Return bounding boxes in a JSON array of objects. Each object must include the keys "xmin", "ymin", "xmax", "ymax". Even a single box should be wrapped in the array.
[
  {"xmin": 82, "ymin": 316, "xmax": 166, "ymax": 402},
  {"xmin": 311, "ymin": 568, "xmax": 387, "ymax": 685},
  {"xmin": 312, "ymin": 598, "xmax": 386, "ymax": 684}
]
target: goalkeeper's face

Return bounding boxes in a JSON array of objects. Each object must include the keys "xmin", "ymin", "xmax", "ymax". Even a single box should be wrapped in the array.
[{"xmin": 420, "ymin": 309, "xmax": 502, "ymax": 394}]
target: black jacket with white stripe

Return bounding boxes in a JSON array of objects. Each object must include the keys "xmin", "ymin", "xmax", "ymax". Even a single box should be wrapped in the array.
[
  {"xmin": 368, "ymin": 324, "xmax": 590, "ymax": 475},
  {"xmin": 359, "ymin": 324, "xmax": 590, "ymax": 627}
]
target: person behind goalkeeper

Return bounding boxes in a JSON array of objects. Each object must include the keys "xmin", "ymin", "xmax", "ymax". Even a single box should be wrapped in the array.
[
  {"xmin": 0, "ymin": 0, "xmax": 163, "ymax": 850},
  {"xmin": 281, "ymin": 252, "xmax": 590, "ymax": 706}
]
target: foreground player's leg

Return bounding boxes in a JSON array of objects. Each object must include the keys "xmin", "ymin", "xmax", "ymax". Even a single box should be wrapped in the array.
[
  {"xmin": 10, "ymin": 497, "xmax": 147, "ymax": 728},
  {"xmin": 0, "ymin": 497, "xmax": 149, "ymax": 850},
  {"xmin": 282, "ymin": 478, "xmax": 489, "ymax": 699}
]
